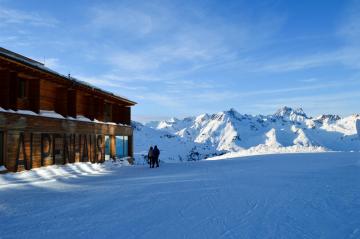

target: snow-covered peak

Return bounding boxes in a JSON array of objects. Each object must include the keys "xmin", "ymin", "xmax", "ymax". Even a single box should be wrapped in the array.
[
  {"xmin": 143, "ymin": 121, "xmax": 160, "ymax": 128},
  {"xmin": 195, "ymin": 113, "xmax": 210, "ymax": 123},
  {"xmin": 224, "ymin": 108, "xmax": 243, "ymax": 119},
  {"xmin": 274, "ymin": 106, "xmax": 307, "ymax": 117},
  {"xmin": 274, "ymin": 106, "xmax": 308, "ymax": 121},
  {"xmin": 168, "ymin": 117, "xmax": 179, "ymax": 123},
  {"xmin": 315, "ymin": 114, "xmax": 341, "ymax": 123}
]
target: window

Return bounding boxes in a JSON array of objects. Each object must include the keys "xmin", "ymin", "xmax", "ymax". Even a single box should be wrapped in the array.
[
  {"xmin": 18, "ymin": 78, "xmax": 28, "ymax": 99},
  {"xmin": 116, "ymin": 136, "xmax": 128, "ymax": 158},
  {"xmin": 116, "ymin": 136, "xmax": 124, "ymax": 157},
  {"xmin": 0, "ymin": 132, "xmax": 3, "ymax": 166},
  {"xmin": 124, "ymin": 136, "xmax": 128, "ymax": 156},
  {"xmin": 104, "ymin": 103, "xmax": 112, "ymax": 122}
]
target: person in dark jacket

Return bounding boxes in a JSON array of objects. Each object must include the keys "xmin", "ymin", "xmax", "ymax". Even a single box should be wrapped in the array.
[
  {"xmin": 148, "ymin": 146, "xmax": 154, "ymax": 168},
  {"xmin": 153, "ymin": 145, "xmax": 160, "ymax": 168}
]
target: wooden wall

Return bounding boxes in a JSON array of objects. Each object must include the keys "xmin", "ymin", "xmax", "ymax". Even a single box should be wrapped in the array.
[
  {"xmin": 0, "ymin": 112, "xmax": 133, "ymax": 172},
  {"xmin": 0, "ymin": 67, "xmax": 132, "ymax": 125},
  {"xmin": 113, "ymin": 106, "xmax": 131, "ymax": 125},
  {"xmin": 55, "ymin": 87, "xmax": 68, "ymax": 116},
  {"xmin": 40, "ymin": 79, "xmax": 58, "ymax": 111},
  {"xmin": 75, "ymin": 91, "xmax": 88, "ymax": 117}
]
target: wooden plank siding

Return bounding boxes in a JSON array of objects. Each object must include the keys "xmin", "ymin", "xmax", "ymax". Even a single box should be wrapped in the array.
[
  {"xmin": 0, "ymin": 68, "xmax": 133, "ymax": 124},
  {"xmin": 40, "ymin": 79, "xmax": 58, "ymax": 111},
  {"xmin": 75, "ymin": 91, "xmax": 88, "ymax": 117},
  {"xmin": 0, "ymin": 112, "xmax": 133, "ymax": 172},
  {"xmin": 113, "ymin": 105, "xmax": 131, "ymax": 125}
]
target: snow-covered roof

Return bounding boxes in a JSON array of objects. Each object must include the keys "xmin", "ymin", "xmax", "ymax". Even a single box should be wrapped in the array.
[{"xmin": 0, "ymin": 47, "xmax": 136, "ymax": 106}]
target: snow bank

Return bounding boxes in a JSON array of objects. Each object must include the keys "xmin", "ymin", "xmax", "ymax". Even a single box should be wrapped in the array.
[
  {"xmin": 0, "ymin": 160, "xmax": 130, "ymax": 188},
  {"xmin": 357, "ymin": 119, "xmax": 360, "ymax": 137},
  {"xmin": 207, "ymin": 145, "xmax": 327, "ymax": 160}
]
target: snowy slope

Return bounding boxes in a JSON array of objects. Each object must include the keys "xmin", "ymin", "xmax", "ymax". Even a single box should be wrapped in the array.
[
  {"xmin": 134, "ymin": 107, "xmax": 360, "ymax": 162},
  {"xmin": 132, "ymin": 121, "xmax": 222, "ymax": 163},
  {"xmin": 1, "ymin": 152, "xmax": 360, "ymax": 238}
]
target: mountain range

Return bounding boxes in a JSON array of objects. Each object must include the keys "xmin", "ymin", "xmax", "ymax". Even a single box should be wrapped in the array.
[{"xmin": 132, "ymin": 106, "xmax": 360, "ymax": 162}]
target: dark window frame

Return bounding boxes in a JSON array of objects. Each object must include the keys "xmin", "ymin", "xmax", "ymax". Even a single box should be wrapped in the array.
[
  {"xmin": 18, "ymin": 78, "xmax": 29, "ymax": 99},
  {"xmin": 104, "ymin": 103, "xmax": 113, "ymax": 122}
]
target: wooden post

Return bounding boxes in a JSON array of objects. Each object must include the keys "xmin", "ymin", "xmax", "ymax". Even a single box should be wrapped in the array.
[
  {"xmin": 110, "ymin": 135, "xmax": 116, "ymax": 159},
  {"xmin": 128, "ymin": 135, "xmax": 134, "ymax": 158}
]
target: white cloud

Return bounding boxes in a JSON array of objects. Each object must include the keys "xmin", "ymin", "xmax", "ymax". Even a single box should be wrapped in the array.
[
  {"xmin": 254, "ymin": 90, "xmax": 360, "ymax": 108},
  {"xmin": 258, "ymin": 52, "xmax": 342, "ymax": 72},
  {"xmin": 86, "ymin": 1, "xmax": 284, "ymax": 79},
  {"xmin": 44, "ymin": 58, "xmax": 59, "ymax": 69},
  {"xmin": 299, "ymin": 78, "xmax": 318, "ymax": 83},
  {"xmin": 76, "ymin": 74, "xmax": 147, "ymax": 91},
  {"xmin": 0, "ymin": 6, "xmax": 58, "ymax": 27},
  {"xmin": 108, "ymin": 52, "xmax": 160, "ymax": 71},
  {"xmin": 89, "ymin": 5, "xmax": 158, "ymax": 36}
]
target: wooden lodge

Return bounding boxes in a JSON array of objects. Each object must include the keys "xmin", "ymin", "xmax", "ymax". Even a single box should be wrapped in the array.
[{"xmin": 0, "ymin": 47, "xmax": 136, "ymax": 172}]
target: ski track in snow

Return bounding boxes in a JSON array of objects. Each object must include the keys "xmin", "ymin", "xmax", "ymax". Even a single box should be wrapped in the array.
[{"xmin": 1, "ymin": 152, "xmax": 360, "ymax": 239}]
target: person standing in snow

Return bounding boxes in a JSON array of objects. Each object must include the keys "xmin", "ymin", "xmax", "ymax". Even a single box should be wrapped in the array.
[
  {"xmin": 148, "ymin": 146, "xmax": 154, "ymax": 168},
  {"xmin": 153, "ymin": 145, "xmax": 160, "ymax": 168}
]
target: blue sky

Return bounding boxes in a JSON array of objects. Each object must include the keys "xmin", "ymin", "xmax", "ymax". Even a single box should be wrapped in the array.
[{"xmin": 0, "ymin": 0, "xmax": 360, "ymax": 122}]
